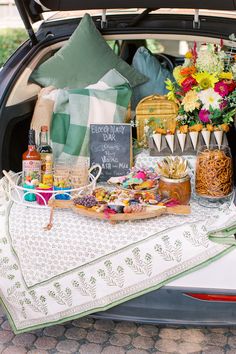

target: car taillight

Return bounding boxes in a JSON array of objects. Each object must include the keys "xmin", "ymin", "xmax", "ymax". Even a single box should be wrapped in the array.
[{"xmin": 185, "ymin": 293, "xmax": 236, "ymax": 302}]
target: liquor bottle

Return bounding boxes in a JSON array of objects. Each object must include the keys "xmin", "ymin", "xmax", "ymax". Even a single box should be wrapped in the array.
[
  {"xmin": 42, "ymin": 154, "xmax": 53, "ymax": 186},
  {"xmin": 22, "ymin": 129, "xmax": 41, "ymax": 184},
  {"xmin": 38, "ymin": 126, "xmax": 53, "ymax": 183}
]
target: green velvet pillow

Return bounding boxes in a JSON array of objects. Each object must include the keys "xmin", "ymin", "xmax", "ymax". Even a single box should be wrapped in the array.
[{"xmin": 30, "ymin": 14, "xmax": 147, "ymax": 89}]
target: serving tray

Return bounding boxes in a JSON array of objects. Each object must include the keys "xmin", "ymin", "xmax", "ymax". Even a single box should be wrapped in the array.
[
  {"xmin": 2, "ymin": 165, "xmax": 102, "ymax": 208},
  {"xmin": 46, "ymin": 199, "xmax": 191, "ymax": 229}
]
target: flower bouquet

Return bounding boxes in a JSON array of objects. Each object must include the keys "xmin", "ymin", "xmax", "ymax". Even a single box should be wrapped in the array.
[{"xmin": 166, "ymin": 41, "xmax": 236, "ymax": 149}]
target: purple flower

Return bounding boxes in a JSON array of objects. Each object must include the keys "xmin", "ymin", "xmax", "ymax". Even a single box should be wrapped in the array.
[
  {"xmin": 199, "ymin": 109, "xmax": 210, "ymax": 123},
  {"xmin": 220, "ymin": 100, "xmax": 227, "ymax": 110}
]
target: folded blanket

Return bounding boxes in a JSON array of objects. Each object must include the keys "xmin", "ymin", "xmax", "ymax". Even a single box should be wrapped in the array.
[
  {"xmin": 50, "ymin": 69, "xmax": 132, "ymax": 163},
  {"xmin": 207, "ymin": 203, "xmax": 236, "ymax": 245}
]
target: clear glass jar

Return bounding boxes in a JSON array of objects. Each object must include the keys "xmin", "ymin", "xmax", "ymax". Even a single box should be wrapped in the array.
[
  {"xmin": 195, "ymin": 145, "xmax": 233, "ymax": 199},
  {"xmin": 159, "ymin": 175, "xmax": 191, "ymax": 205}
]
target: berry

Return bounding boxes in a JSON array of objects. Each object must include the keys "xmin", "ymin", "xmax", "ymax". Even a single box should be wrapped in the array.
[{"xmin": 73, "ymin": 195, "xmax": 98, "ymax": 208}]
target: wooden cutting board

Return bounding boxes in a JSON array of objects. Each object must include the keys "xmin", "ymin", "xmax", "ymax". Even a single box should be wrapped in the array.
[{"xmin": 47, "ymin": 199, "xmax": 191, "ymax": 224}]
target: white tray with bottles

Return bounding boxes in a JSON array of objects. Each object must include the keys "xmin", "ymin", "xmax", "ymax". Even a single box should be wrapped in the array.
[{"xmin": 2, "ymin": 164, "xmax": 102, "ymax": 209}]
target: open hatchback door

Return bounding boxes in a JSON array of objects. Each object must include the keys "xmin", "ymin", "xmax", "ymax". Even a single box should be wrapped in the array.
[{"xmin": 14, "ymin": 0, "xmax": 236, "ymax": 44}]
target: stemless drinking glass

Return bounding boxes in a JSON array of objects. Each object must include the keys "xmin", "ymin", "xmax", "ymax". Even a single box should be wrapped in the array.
[
  {"xmin": 195, "ymin": 145, "xmax": 233, "ymax": 201},
  {"xmin": 69, "ymin": 160, "xmax": 89, "ymax": 189},
  {"xmin": 53, "ymin": 160, "xmax": 71, "ymax": 200},
  {"xmin": 53, "ymin": 161, "xmax": 70, "ymax": 189}
]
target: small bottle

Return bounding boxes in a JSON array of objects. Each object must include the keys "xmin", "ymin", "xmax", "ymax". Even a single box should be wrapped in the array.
[
  {"xmin": 38, "ymin": 126, "xmax": 53, "ymax": 178},
  {"xmin": 42, "ymin": 154, "xmax": 53, "ymax": 186},
  {"xmin": 22, "ymin": 129, "xmax": 41, "ymax": 184}
]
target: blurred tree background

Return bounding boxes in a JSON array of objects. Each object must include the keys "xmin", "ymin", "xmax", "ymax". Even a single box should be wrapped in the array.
[{"xmin": 0, "ymin": 28, "xmax": 27, "ymax": 67}]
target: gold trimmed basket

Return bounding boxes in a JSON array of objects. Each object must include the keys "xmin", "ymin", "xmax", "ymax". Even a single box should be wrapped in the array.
[{"xmin": 136, "ymin": 95, "xmax": 178, "ymax": 143}]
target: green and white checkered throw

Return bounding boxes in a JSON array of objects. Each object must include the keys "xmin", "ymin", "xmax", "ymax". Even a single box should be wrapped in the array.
[{"xmin": 50, "ymin": 69, "xmax": 132, "ymax": 163}]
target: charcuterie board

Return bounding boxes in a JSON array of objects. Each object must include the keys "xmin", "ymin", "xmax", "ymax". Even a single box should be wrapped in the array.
[
  {"xmin": 46, "ymin": 199, "xmax": 191, "ymax": 229},
  {"xmin": 72, "ymin": 204, "xmax": 190, "ymax": 221}
]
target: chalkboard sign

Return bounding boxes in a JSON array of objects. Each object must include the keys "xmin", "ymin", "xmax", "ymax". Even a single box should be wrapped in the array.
[{"xmin": 90, "ymin": 124, "xmax": 132, "ymax": 181}]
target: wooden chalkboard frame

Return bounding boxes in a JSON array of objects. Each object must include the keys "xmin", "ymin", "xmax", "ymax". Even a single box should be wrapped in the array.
[{"xmin": 90, "ymin": 123, "xmax": 133, "ymax": 182}]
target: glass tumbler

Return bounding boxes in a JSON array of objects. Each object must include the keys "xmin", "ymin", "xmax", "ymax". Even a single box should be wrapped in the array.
[
  {"xmin": 53, "ymin": 161, "xmax": 71, "ymax": 200},
  {"xmin": 70, "ymin": 160, "xmax": 89, "ymax": 189}
]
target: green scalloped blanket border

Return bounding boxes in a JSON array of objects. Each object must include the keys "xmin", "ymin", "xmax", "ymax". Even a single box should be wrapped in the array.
[{"xmin": 0, "ymin": 244, "xmax": 234, "ymax": 334}]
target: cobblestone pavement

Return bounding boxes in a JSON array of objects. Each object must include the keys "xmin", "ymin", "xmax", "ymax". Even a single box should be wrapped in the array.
[{"xmin": 0, "ymin": 307, "xmax": 236, "ymax": 354}]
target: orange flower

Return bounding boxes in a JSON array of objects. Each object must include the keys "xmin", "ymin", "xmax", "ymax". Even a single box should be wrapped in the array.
[
  {"xmin": 180, "ymin": 66, "xmax": 196, "ymax": 76},
  {"xmin": 206, "ymin": 124, "xmax": 214, "ymax": 132},
  {"xmin": 167, "ymin": 128, "xmax": 176, "ymax": 135},
  {"xmin": 155, "ymin": 127, "xmax": 166, "ymax": 134},
  {"xmin": 220, "ymin": 123, "xmax": 230, "ymax": 132},
  {"xmin": 189, "ymin": 124, "xmax": 203, "ymax": 132},
  {"xmin": 179, "ymin": 125, "xmax": 188, "ymax": 133}
]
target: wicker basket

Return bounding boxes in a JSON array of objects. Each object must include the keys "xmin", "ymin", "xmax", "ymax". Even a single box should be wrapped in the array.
[{"xmin": 136, "ymin": 95, "xmax": 178, "ymax": 143}]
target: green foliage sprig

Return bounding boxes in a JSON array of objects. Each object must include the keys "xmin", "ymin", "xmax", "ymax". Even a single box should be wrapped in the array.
[{"xmin": 0, "ymin": 28, "xmax": 27, "ymax": 67}]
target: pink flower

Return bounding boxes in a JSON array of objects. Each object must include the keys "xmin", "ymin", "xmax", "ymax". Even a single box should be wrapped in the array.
[
  {"xmin": 181, "ymin": 76, "xmax": 197, "ymax": 92},
  {"xmin": 199, "ymin": 109, "xmax": 210, "ymax": 123},
  {"xmin": 214, "ymin": 81, "xmax": 229, "ymax": 97}
]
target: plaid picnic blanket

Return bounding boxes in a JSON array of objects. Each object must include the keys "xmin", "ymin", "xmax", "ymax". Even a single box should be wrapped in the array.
[{"xmin": 50, "ymin": 69, "xmax": 132, "ymax": 163}]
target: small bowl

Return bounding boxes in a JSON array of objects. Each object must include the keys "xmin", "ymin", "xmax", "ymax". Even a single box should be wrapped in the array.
[
  {"xmin": 36, "ymin": 187, "xmax": 53, "ymax": 205},
  {"xmin": 23, "ymin": 183, "xmax": 36, "ymax": 202},
  {"xmin": 53, "ymin": 186, "xmax": 71, "ymax": 200}
]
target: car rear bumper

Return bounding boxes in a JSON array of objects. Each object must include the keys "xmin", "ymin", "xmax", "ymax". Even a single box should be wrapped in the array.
[{"xmin": 94, "ymin": 247, "xmax": 236, "ymax": 326}]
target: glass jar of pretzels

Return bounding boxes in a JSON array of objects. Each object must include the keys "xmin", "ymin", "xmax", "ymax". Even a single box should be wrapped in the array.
[{"xmin": 195, "ymin": 145, "xmax": 233, "ymax": 200}]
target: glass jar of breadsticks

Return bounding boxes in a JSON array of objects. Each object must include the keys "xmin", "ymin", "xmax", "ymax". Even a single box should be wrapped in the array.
[{"xmin": 195, "ymin": 145, "xmax": 233, "ymax": 201}]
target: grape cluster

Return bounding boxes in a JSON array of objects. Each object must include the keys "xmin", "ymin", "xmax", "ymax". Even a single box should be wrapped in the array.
[{"xmin": 74, "ymin": 195, "xmax": 98, "ymax": 208}]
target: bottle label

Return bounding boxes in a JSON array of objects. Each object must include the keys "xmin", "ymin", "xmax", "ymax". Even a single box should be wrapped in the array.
[
  {"xmin": 43, "ymin": 174, "xmax": 53, "ymax": 187},
  {"xmin": 23, "ymin": 160, "xmax": 41, "ymax": 183},
  {"xmin": 40, "ymin": 153, "xmax": 53, "ymax": 174},
  {"xmin": 28, "ymin": 145, "xmax": 36, "ymax": 152}
]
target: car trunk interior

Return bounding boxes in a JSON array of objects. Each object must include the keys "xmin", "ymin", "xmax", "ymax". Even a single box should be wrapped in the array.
[{"xmin": 2, "ymin": 11, "xmax": 236, "ymax": 174}]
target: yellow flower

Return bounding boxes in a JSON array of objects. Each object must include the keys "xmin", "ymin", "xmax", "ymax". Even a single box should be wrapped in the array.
[
  {"xmin": 173, "ymin": 66, "xmax": 185, "ymax": 85},
  {"xmin": 185, "ymin": 51, "xmax": 193, "ymax": 59},
  {"xmin": 219, "ymin": 71, "xmax": 233, "ymax": 80},
  {"xmin": 193, "ymin": 72, "xmax": 218, "ymax": 89},
  {"xmin": 165, "ymin": 78, "xmax": 174, "ymax": 91},
  {"xmin": 182, "ymin": 90, "xmax": 200, "ymax": 112},
  {"xmin": 165, "ymin": 79, "xmax": 179, "ymax": 104},
  {"xmin": 167, "ymin": 91, "xmax": 177, "ymax": 102}
]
